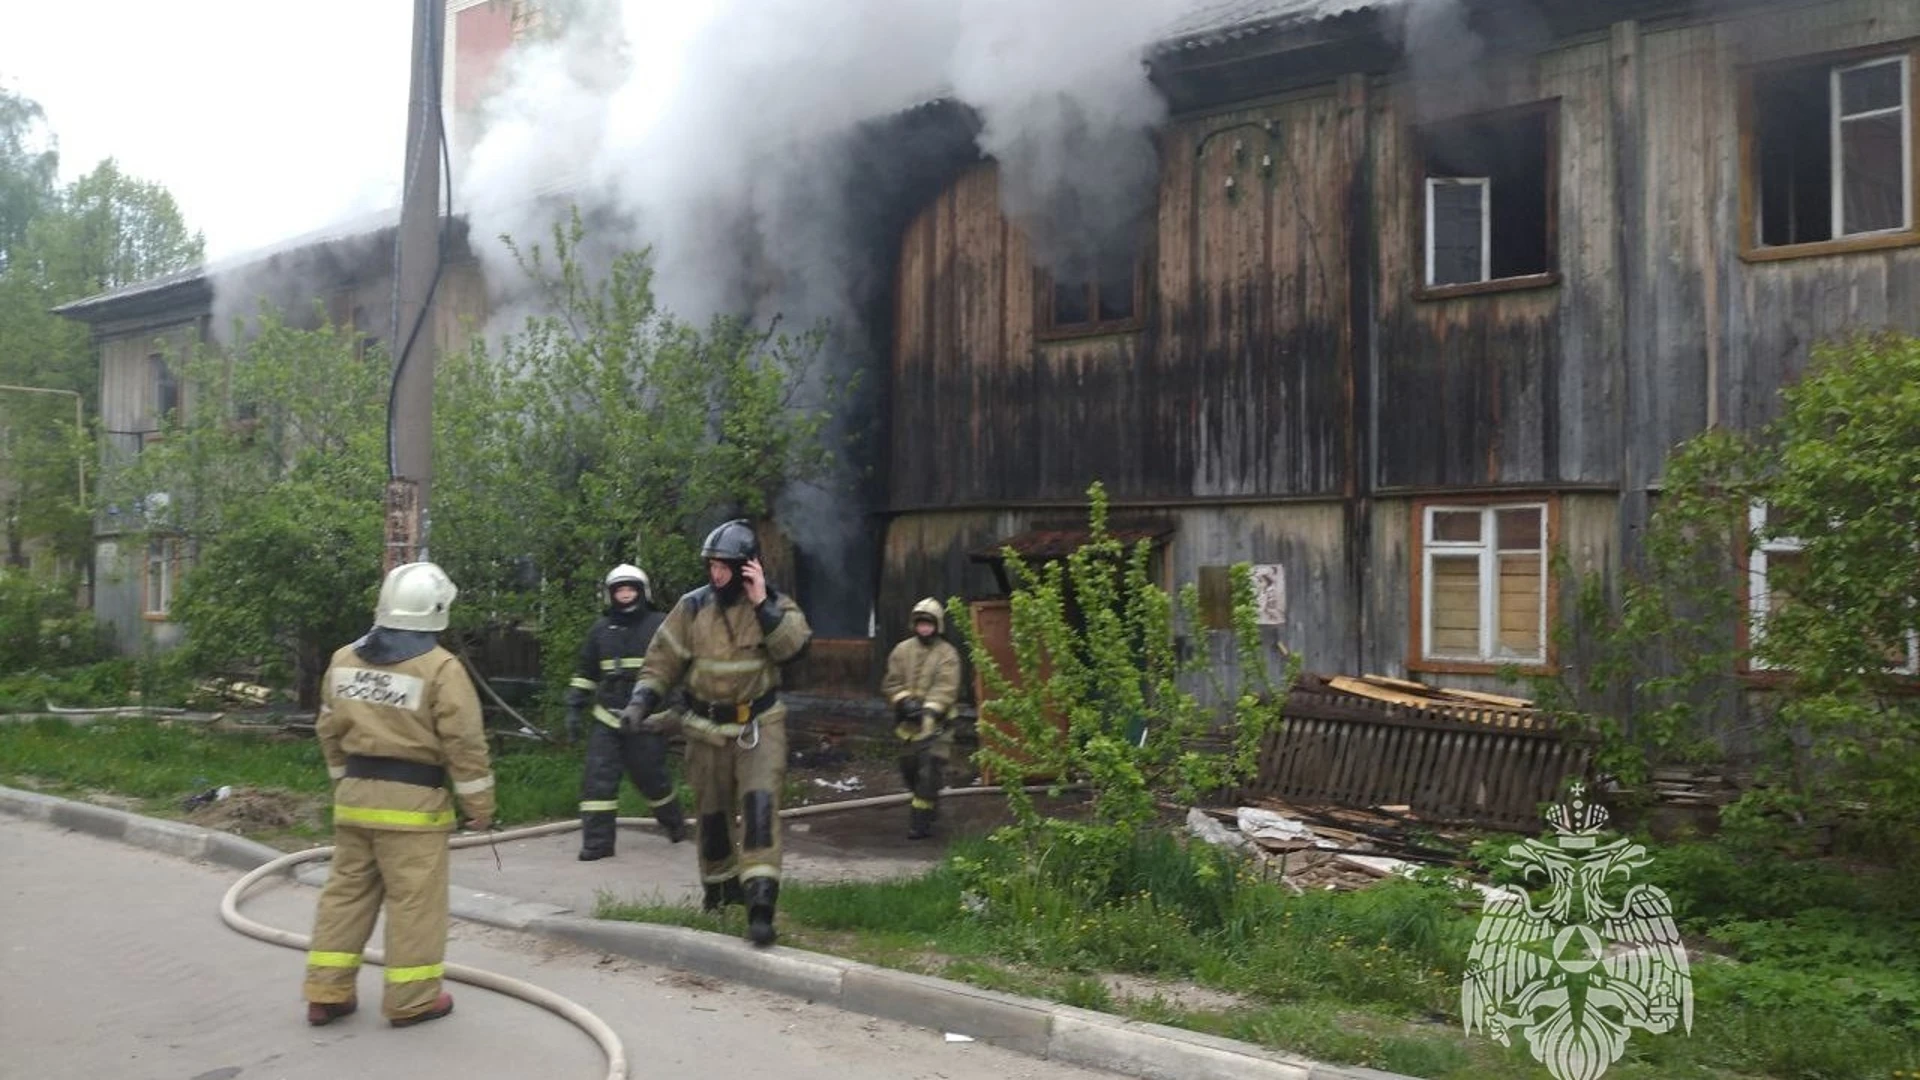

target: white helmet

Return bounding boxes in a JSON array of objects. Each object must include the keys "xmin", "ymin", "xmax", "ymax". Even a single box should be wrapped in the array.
[
  {"xmin": 375, "ymin": 561, "xmax": 457, "ymax": 632},
  {"xmin": 605, "ymin": 563, "xmax": 652, "ymax": 605},
  {"xmin": 910, "ymin": 597, "xmax": 945, "ymax": 634}
]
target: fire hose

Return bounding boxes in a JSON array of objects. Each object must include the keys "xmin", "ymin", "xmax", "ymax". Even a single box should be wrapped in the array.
[{"xmin": 220, "ymin": 783, "xmax": 1071, "ymax": 1080}]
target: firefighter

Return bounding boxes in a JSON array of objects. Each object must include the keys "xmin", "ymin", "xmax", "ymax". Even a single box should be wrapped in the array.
[
  {"xmin": 621, "ymin": 519, "xmax": 812, "ymax": 947},
  {"xmin": 567, "ymin": 563, "xmax": 689, "ymax": 860},
  {"xmin": 881, "ymin": 598, "xmax": 963, "ymax": 839},
  {"xmin": 303, "ymin": 561, "xmax": 493, "ymax": 1029}
]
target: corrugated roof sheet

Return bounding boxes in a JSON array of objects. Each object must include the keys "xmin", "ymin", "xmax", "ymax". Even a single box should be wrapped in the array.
[{"xmin": 1154, "ymin": 0, "xmax": 1387, "ymax": 54}]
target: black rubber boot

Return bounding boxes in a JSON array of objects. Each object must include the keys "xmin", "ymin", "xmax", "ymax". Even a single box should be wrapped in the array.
[
  {"xmin": 907, "ymin": 805, "xmax": 936, "ymax": 840},
  {"xmin": 656, "ymin": 800, "xmax": 689, "ymax": 844},
  {"xmin": 701, "ymin": 877, "xmax": 748, "ymax": 912},
  {"xmin": 744, "ymin": 878, "xmax": 779, "ymax": 948}
]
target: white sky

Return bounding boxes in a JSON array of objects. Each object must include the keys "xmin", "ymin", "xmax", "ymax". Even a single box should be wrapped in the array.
[{"xmin": 1, "ymin": 1, "xmax": 414, "ymax": 261}]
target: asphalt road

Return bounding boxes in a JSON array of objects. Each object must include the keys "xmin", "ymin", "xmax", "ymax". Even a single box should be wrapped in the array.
[{"xmin": 0, "ymin": 816, "xmax": 1113, "ymax": 1080}]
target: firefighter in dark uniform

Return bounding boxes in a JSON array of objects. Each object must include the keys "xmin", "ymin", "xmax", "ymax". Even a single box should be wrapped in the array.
[
  {"xmin": 567, "ymin": 563, "xmax": 688, "ymax": 860},
  {"xmin": 621, "ymin": 519, "xmax": 812, "ymax": 947},
  {"xmin": 881, "ymin": 598, "xmax": 963, "ymax": 839}
]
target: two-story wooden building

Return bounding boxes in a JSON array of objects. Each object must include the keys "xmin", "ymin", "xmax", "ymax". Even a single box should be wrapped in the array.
[{"xmin": 875, "ymin": 0, "xmax": 1920, "ymax": 698}]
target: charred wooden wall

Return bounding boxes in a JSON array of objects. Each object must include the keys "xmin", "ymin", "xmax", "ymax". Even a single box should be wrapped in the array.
[{"xmin": 882, "ymin": 0, "xmax": 1920, "ymax": 701}]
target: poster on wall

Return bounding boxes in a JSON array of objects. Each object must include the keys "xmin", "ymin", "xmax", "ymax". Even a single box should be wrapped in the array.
[{"xmin": 1251, "ymin": 564, "xmax": 1285, "ymax": 626}]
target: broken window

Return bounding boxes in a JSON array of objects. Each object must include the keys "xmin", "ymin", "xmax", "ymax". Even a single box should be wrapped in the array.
[
  {"xmin": 151, "ymin": 353, "xmax": 180, "ymax": 423},
  {"xmin": 1421, "ymin": 503, "xmax": 1548, "ymax": 665},
  {"xmin": 1753, "ymin": 52, "xmax": 1913, "ymax": 248},
  {"xmin": 1042, "ymin": 263, "xmax": 1142, "ymax": 335},
  {"xmin": 1418, "ymin": 104, "xmax": 1554, "ymax": 288}
]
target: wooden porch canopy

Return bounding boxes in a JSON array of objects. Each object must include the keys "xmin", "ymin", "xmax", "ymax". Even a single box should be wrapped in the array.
[{"xmin": 968, "ymin": 525, "xmax": 1173, "ymax": 594}]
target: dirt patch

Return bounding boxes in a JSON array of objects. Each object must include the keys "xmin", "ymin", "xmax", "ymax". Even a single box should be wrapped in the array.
[
  {"xmin": 1100, "ymin": 972, "xmax": 1253, "ymax": 1015},
  {"xmin": 184, "ymin": 787, "xmax": 325, "ymax": 834},
  {"xmin": 81, "ymin": 790, "xmax": 143, "ymax": 812}
]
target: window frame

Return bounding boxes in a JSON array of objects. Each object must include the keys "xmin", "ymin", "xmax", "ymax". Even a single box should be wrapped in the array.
[
  {"xmin": 1410, "ymin": 97, "xmax": 1562, "ymax": 302},
  {"xmin": 1830, "ymin": 55, "xmax": 1914, "ymax": 240},
  {"xmin": 1741, "ymin": 42, "xmax": 1920, "ymax": 262},
  {"xmin": 1744, "ymin": 502, "xmax": 1919, "ymax": 676},
  {"xmin": 1409, "ymin": 497, "xmax": 1558, "ymax": 675},
  {"xmin": 1425, "ymin": 176, "xmax": 1492, "ymax": 288},
  {"xmin": 143, "ymin": 537, "xmax": 180, "ymax": 621},
  {"xmin": 1034, "ymin": 256, "xmax": 1148, "ymax": 341}
]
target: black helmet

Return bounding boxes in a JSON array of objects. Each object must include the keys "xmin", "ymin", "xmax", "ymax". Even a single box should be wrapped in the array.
[{"xmin": 700, "ymin": 518, "xmax": 758, "ymax": 565}]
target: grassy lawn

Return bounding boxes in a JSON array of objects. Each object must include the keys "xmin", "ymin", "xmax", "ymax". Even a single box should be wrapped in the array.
[
  {"xmin": 603, "ymin": 831, "xmax": 1920, "ymax": 1080},
  {"xmin": 5, "ymin": 719, "xmax": 1915, "ymax": 1079},
  {"xmin": 0, "ymin": 716, "xmax": 666, "ymax": 845}
]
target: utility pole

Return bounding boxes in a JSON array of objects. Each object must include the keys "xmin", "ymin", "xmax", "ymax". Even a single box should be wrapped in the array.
[{"xmin": 384, "ymin": 0, "xmax": 447, "ymax": 573}]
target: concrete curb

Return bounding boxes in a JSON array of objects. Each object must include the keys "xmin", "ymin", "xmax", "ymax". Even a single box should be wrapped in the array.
[{"xmin": 0, "ymin": 785, "xmax": 1417, "ymax": 1080}]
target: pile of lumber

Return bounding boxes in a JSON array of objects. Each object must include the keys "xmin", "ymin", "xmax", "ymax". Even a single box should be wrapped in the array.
[
  {"xmin": 1311, "ymin": 673, "xmax": 1543, "ymax": 729},
  {"xmin": 193, "ymin": 678, "xmax": 276, "ymax": 707},
  {"xmin": 1188, "ymin": 794, "xmax": 1476, "ymax": 893},
  {"xmin": 1646, "ymin": 766, "xmax": 1745, "ymax": 807}
]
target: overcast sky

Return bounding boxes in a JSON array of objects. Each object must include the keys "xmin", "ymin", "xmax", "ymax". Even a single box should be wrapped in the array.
[{"xmin": 2, "ymin": 1, "xmax": 415, "ymax": 261}]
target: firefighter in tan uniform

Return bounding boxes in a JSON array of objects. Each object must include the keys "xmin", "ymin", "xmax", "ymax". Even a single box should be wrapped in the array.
[
  {"xmin": 882, "ymin": 598, "xmax": 963, "ymax": 839},
  {"xmin": 303, "ymin": 562, "xmax": 494, "ymax": 1028},
  {"xmin": 621, "ymin": 519, "xmax": 811, "ymax": 947}
]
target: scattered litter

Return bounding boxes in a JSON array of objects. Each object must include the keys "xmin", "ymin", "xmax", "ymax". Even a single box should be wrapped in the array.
[
  {"xmin": 182, "ymin": 785, "xmax": 233, "ymax": 811},
  {"xmin": 1186, "ymin": 807, "xmax": 1250, "ymax": 850},
  {"xmin": 1236, "ymin": 807, "xmax": 1337, "ymax": 850},
  {"xmin": 943, "ymin": 1033, "xmax": 975, "ymax": 1043},
  {"xmin": 811, "ymin": 777, "xmax": 865, "ymax": 793}
]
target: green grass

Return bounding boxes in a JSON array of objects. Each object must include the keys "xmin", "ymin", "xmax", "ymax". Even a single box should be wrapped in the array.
[
  {"xmin": 601, "ymin": 829, "xmax": 1920, "ymax": 1080},
  {"xmin": 0, "ymin": 718, "xmax": 684, "ymax": 843}
]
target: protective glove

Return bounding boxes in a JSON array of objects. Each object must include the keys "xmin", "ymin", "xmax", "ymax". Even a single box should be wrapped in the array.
[
  {"xmin": 621, "ymin": 687, "xmax": 660, "ymax": 734},
  {"xmin": 895, "ymin": 695, "xmax": 924, "ymax": 724},
  {"xmin": 638, "ymin": 710, "xmax": 683, "ymax": 737},
  {"xmin": 564, "ymin": 706, "xmax": 584, "ymax": 743}
]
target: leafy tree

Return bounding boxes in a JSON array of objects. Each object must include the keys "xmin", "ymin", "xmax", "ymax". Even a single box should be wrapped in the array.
[
  {"xmin": 431, "ymin": 213, "xmax": 845, "ymax": 702},
  {"xmin": 951, "ymin": 480, "xmax": 1296, "ymax": 889},
  {"xmin": 107, "ymin": 315, "xmax": 386, "ymax": 703},
  {"xmin": 0, "ymin": 87, "xmax": 59, "ymax": 271},
  {"xmin": 0, "ymin": 99, "xmax": 202, "ymax": 570},
  {"xmin": 1543, "ymin": 333, "xmax": 1920, "ymax": 855},
  {"xmin": 21, "ymin": 158, "xmax": 203, "ymax": 296},
  {"xmin": 110, "ymin": 218, "xmax": 845, "ymax": 714}
]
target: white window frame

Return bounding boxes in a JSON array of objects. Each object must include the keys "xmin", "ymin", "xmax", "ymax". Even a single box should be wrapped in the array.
[
  {"xmin": 1829, "ymin": 54, "xmax": 1913, "ymax": 239},
  {"xmin": 1747, "ymin": 502, "xmax": 1918, "ymax": 674},
  {"xmin": 1421, "ymin": 503, "xmax": 1548, "ymax": 664},
  {"xmin": 1425, "ymin": 176, "xmax": 1491, "ymax": 288},
  {"xmin": 144, "ymin": 538, "xmax": 176, "ymax": 619}
]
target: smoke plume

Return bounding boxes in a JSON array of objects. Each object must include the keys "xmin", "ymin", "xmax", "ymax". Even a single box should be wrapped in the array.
[{"xmin": 457, "ymin": 0, "xmax": 1193, "ymax": 633}]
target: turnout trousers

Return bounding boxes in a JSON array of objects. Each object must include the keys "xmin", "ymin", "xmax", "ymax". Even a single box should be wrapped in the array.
[
  {"xmin": 579, "ymin": 720, "xmax": 683, "ymax": 855},
  {"xmin": 303, "ymin": 824, "xmax": 450, "ymax": 1021},
  {"xmin": 686, "ymin": 704, "xmax": 788, "ymax": 890}
]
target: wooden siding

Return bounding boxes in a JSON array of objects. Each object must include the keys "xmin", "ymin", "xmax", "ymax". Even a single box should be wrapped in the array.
[{"xmin": 890, "ymin": 85, "xmax": 1358, "ymax": 507}]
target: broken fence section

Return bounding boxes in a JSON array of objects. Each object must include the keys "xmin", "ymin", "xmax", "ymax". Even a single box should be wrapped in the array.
[{"xmin": 1252, "ymin": 672, "xmax": 1594, "ymax": 831}]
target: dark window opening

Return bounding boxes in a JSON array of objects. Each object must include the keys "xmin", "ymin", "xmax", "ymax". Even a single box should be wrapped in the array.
[
  {"xmin": 1754, "ymin": 54, "xmax": 1910, "ymax": 248},
  {"xmin": 151, "ymin": 353, "xmax": 179, "ymax": 422},
  {"xmin": 1419, "ymin": 106, "xmax": 1553, "ymax": 287},
  {"xmin": 1042, "ymin": 262, "xmax": 1142, "ymax": 335}
]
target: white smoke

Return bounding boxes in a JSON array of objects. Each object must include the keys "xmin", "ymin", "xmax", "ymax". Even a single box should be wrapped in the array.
[{"xmin": 456, "ymin": 0, "xmax": 1195, "ymax": 631}]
